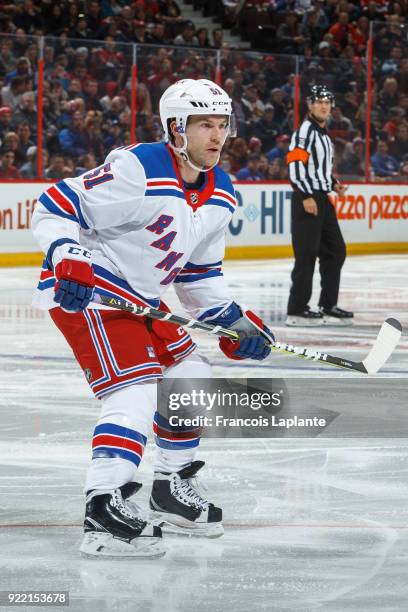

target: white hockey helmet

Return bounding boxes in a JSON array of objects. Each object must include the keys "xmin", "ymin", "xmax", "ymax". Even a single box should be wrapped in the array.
[{"xmin": 159, "ymin": 78, "xmax": 236, "ymax": 172}]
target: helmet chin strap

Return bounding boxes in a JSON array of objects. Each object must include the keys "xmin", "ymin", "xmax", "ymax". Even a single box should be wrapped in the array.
[{"xmin": 169, "ymin": 132, "xmax": 224, "ymax": 174}]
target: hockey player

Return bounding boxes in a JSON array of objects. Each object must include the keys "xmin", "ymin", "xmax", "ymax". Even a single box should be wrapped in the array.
[{"xmin": 31, "ymin": 79, "xmax": 274, "ymax": 558}]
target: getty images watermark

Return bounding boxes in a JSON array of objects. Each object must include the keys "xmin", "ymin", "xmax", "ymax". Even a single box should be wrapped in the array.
[
  {"xmin": 156, "ymin": 379, "xmax": 335, "ymax": 438},
  {"xmin": 167, "ymin": 387, "xmax": 325, "ymax": 430}
]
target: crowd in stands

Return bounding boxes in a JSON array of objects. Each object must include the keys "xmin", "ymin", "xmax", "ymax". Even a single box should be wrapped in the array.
[{"xmin": 0, "ymin": 0, "xmax": 406, "ymax": 182}]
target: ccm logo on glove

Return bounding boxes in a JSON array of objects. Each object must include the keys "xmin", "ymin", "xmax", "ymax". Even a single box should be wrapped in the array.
[{"xmin": 51, "ymin": 243, "xmax": 95, "ymax": 312}]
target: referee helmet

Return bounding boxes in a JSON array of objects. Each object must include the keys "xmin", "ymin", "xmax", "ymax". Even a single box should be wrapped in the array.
[{"xmin": 308, "ymin": 85, "xmax": 335, "ymax": 106}]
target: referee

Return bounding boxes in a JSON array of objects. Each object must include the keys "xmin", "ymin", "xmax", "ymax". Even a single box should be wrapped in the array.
[{"xmin": 285, "ymin": 85, "xmax": 353, "ymax": 327}]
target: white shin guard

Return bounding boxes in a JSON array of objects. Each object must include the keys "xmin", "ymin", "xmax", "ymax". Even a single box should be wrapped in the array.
[{"xmin": 84, "ymin": 382, "xmax": 157, "ymax": 493}]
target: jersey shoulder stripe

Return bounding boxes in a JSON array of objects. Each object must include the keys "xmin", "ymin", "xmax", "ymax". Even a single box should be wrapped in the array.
[
  {"xmin": 38, "ymin": 180, "xmax": 90, "ymax": 229},
  {"xmin": 213, "ymin": 165, "xmax": 236, "ymax": 199},
  {"xmin": 126, "ymin": 142, "xmax": 176, "ymax": 180}
]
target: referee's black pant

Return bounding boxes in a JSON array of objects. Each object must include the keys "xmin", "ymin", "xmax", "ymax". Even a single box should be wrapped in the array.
[{"xmin": 287, "ymin": 191, "xmax": 346, "ymax": 315}]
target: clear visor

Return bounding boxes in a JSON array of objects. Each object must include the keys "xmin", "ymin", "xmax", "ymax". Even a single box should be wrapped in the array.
[{"xmin": 228, "ymin": 113, "xmax": 237, "ymax": 138}]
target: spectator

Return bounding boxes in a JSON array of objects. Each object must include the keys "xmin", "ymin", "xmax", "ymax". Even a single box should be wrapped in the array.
[
  {"xmin": 266, "ymin": 157, "xmax": 285, "ymax": 180},
  {"xmin": 134, "ymin": 21, "xmax": 148, "ymax": 44},
  {"xmin": 158, "ymin": 0, "xmax": 183, "ymax": 24},
  {"xmin": 280, "ymin": 108, "xmax": 296, "ymax": 136},
  {"xmin": 371, "ymin": 140, "xmax": 399, "ymax": 178},
  {"xmin": 102, "ymin": 118, "xmax": 124, "ymax": 150},
  {"xmin": 13, "ymin": 0, "xmax": 43, "ymax": 33},
  {"xmin": 86, "ymin": 0, "xmax": 103, "ymax": 38},
  {"xmin": 5, "ymin": 57, "xmax": 32, "ymax": 85},
  {"xmin": 398, "ymin": 58, "xmax": 408, "ymax": 95},
  {"xmin": 236, "ymin": 154, "xmax": 265, "ymax": 181},
  {"xmin": 381, "ymin": 45, "xmax": 403, "ymax": 76},
  {"xmin": 103, "ymin": 95, "xmax": 130, "ymax": 123},
  {"xmin": 67, "ymin": 78, "xmax": 83, "ymax": 101},
  {"xmin": 136, "ymin": 83, "xmax": 153, "ymax": 119},
  {"xmin": 327, "ymin": 106, "xmax": 352, "ymax": 147},
  {"xmin": 317, "ymin": 40, "xmax": 335, "ymax": 62},
  {"xmin": 58, "ymin": 111, "xmax": 88, "ymax": 158},
  {"xmin": 45, "ymin": 5, "xmax": 66, "ymax": 35},
  {"xmin": 276, "ymin": 13, "xmax": 306, "ymax": 55},
  {"xmin": 228, "ymin": 137, "xmax": 249, "ymax": 173},
  {"xmin": 241, "ymin": 84, "xmax": 265, "ymax": 123},
  {"xmin": 82, "ymin": 79, "xmax": 103, "ymax": 112},
  {"xmin": 278, "ymin": 77, "xmax": 294, "ymax": 111},
  {"xmin": 390, "ymin": 123, "xmax": 408, "ymax": 161},
  {"xmin": 301, "ymin": 9, "xmax": 324, "ymax": 51},
  {"xmin": 302, "ymin": 3, "xmax": 329, "ymax": 32},
  {"xmin": 251, "ymin": 105, "xmax": 281, "ymax": 151},
  {"xmin": 257, "ymin": 154, "xmax": 269, "ymax": 179},
  {"xmin": 145, "ymin": 23, "xmax": 171, "ymax": 45},
  {"xmin": 400, "ymin": 155, "xmax": 408, "ymax": 178},
  {"xmin": 328, "ymin": 11, "xmax": 357, "ymax": 51},
  {"xmin": 12, "ymin": 91, "xmax": 38, "ymax": 136},
  {"xmin": 174, "ymin": 22, "xmax": 198, "ymax": 47},
  {"xmin": 84, "ymin": 110, "xmax": 105, "ymax": 161},
  {"xmin": 0, "ymin": 150, "xmax": 21, "ymax": 179},
  {"xmin": 252, "ymin": 74, "xmax": 270, "ymax": 104},
  {"xmin": 219, "ymin": 152, "xmax": 236, "ymax": 179},
  {"xmin": 147, "ymin": 57, "xmax": 179, "ymax": 107},
  {"xmin": 48, "ymin": 80, "xmax": 68, "ymax": 110},
  {"xmin": 0, "ymin": 106, "xmax": 14, "ymax": 141},
  {"xmin": 342, "ymin": 91, "xmax": 360, "ymax": 122},
  {"xmin": 379, "ymin": 77, "xmax": 400, "ymax": 115},
  {"xmin": 262, "ymin": 56, "xmax": 283, "ymax": 91},
  {"xmin": 11, "ymin": 29, "xmax": 30, "ymax": 59},
  {"xmin": 75, "ymin": 152, "xmax": 98, "ymax": 176},
  {"xmin": 248, "ymin": 136, "xmax": 262, "ymax": 155},
  {"xmin": 270, "ymin": 88, "xmax": 289, "ymax": 126},
  {"xmin": 1, "ymin": 131, "xmax": 24, "ymax": 166},
  {"xmin": 69, "ymin": 13, "xmax": 91, "ymax": 42},
  {"xmin": 267, "ymin": 134, "xmax": 290, "ymax": 162},
  {"xmin": 136, "ymin": 114, "xmax": 162, "ymax": 142},
  {"xmin": 362, "ymin": 1, "xmax": 386, "ymax": 22},
  {"xmin": 20, "ymin": 145, "xmax": 37, "ymax": 178},
  {"xmin": 211, "ymin": 28, "xmax": 224, "ymax": 49},
  {"xmin": 17, "ymin": 121, "xmax": 35, "ymax": 161},
  {"xmin": 44, "ymin": 154, "xmax": 71, "ymax": 179},
  {"xmin": 0, "ymin": 40, "xmax": 16, "ymax": 74},
  {"xmin": 196, "ymin": 28, "xmax": 210, "ymax": 48},
  {"xmin": 383, "ymin": 107, "xmax": 405, "ymax": 138},
  {"xmin": 338, "ymin": 137, "xmax": 365, "ymax": 177},
  {"xmin": 1, "ymin": 75, "xmax": 28, "ymax": 111},
  {"xmin": 48, "ymin": 60, "xmax": 71, "ymax": 91}
]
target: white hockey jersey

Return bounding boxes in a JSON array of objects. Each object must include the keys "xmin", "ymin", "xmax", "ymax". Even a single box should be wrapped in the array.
[{"xmin": 32, "ymin": 142, "xmax": 237, "ymax": 320}]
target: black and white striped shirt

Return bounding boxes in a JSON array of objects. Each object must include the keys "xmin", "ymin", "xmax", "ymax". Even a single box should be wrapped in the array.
[{"xmin": 287, "ymin": 117, "xmax": 337, "ymax": 196}]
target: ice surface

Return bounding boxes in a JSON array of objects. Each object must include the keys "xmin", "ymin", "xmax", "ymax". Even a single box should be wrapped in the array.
[{"xmin": 0, "ymin": 256, "xmax": 407, "ymax": 611}]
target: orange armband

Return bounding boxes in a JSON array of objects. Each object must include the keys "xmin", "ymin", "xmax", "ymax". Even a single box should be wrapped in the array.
[{"xmin": 286, "ymin": 148, "xmax": 310, "ymax": 165}]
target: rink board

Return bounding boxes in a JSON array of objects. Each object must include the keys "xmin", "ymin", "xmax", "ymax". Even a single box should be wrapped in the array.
[{"xmin": 0, "ymin": 181, "xmax": 407, "ymax": 265}]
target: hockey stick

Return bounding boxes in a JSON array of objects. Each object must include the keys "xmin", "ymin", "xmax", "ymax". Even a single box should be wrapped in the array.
[{"xmin": 92, "ymin": 293, "xmax": 402, "ymax": 374}]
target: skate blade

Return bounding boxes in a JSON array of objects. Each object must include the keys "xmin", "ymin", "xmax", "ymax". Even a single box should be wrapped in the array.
[
  {"xmin": 285, "ymin": 317, "xmax": 323, "ymax": 327},
  {"xmin": 322, "ymin": 317, "xmax": 353, "ymax": 327},
  {"xmin": 151, "ymin": 512, "xmax": 224, "ymax": 539},
  {"xmin": 79, "ymin": 532, "xmax": 166, "ymax": 558}
]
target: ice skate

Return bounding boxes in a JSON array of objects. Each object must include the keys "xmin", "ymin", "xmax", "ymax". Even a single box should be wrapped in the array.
[
  {"xmin": 80, "ymin": 482, "xmax": 165, "ymax": 558},
  {"xmin": 150, "ymin": 461, "xmax": 224, "ymax": 538},
  {"xmin": 320, "ymin": 306, "xmax": 354, "ymax": 326},
  {"xmin": 285, "ymin": 308, "xmax": 324, "ymax": 327}
]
